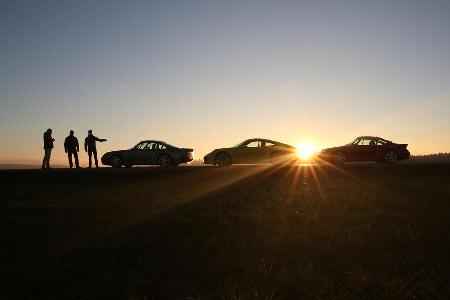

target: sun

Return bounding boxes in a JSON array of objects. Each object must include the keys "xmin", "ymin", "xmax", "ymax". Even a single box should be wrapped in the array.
[{"xmin": 296, "ymin": 142, "xmax": 319, "ymax": 160}]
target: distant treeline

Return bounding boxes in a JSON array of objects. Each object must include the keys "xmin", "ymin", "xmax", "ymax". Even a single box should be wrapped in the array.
[{"xmin": 409, "ymin": 153, "xmax": 450, "ymax": 163}]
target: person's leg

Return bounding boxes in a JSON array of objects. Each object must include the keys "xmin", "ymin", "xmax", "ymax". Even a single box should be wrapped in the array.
[
  {"xmin": 74, "ymin": 151, "xmax": 80, "ymax": 168},
  {"xmin": 68, "ymin": 152, "xmax": 73, "ymax": 168},
  {"xmin": 42, "ymin": 150, "xmax": 47, "ymax": 169},
  {"xmin": 88, "ymin": 150, "xmax": 92, "ymax": 168},
  {"xmin": 46, "ymin": 149, "xmax": 52, "ymax": 168},
  {"xmin": 93, "ymin": 149, "xmax": 99, "ymax": 167}
]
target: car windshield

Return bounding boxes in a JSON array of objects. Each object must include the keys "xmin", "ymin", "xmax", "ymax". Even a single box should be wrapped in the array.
[
  {"xmin": 346, "ymin": 138, "xmax": 358, "ymax": 145},
  {"xmin": 132, "ymin": 142, "xmax": 148, "ymax": 150},
  {"xmin": 234, "ymin": 141, "xmax": 247, "ymax": 147}
]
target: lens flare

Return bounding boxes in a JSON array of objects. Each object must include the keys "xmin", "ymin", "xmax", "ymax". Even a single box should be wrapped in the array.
[{"xmin": 296, "ymin": 143, "xmax": 319, "ymax": 160}]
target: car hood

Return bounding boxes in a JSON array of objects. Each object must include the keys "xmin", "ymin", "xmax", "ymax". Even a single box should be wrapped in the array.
[
  {"xmin": 103, "ymin": 150, "xmax": 128, "ymax": 157},
  {"xmin": 320, "ymin": 145, "xmax": 348, "ymax": 153},
  {"xmin": 205, "ymin": 148, "xmax": 230, "ymax": 156}
]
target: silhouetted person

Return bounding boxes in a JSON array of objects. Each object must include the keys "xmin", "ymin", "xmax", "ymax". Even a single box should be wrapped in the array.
[
  {"xmin": 64, "ymin": 130, "xmax": 80, "ymax": 168},
  {"xmin": 84, "ymin": 130, "xmax": 107, "ymax": 168},
  {"xmin": 42, "ymin": 128, "xmax": 55, "ymax": 169}
]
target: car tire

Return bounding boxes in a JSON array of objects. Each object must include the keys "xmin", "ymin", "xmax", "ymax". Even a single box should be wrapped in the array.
[
  {"xmin": 333, "ymin": 152, "xmax": 346, "ymax": 165},
  {"xmin": 384, "ymin": 150, "xmax": 398, "ymax": 164},
  {"xmin": 158, "ymin": 154, "xmax": 171, "ymax": 168},
  {"xmin": 111, "ymin": 155, "xmax": 123, "ymax": 168},
  {"xmin": 125, "ymin": 163, "xmax": 133, "ymax": 168},
  {"xmin": 215, "ymin": 152, "xmax": 232, "ymax": 167}
]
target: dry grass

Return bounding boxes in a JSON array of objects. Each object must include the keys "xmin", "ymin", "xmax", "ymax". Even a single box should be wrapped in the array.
[{"xmin": 0, "ymin": 164, "xmax": 449, "ymax": 299}]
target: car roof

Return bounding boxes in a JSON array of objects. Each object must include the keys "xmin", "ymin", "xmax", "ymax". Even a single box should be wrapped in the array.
[
  {"xmin": 242, "ymin": 138, "xmax": 294, "ymax": 147},
  {"xmin": 140, "ymin": 140, "xmax": 165, "ymax": 144},
  {"xmin": 356, "ymin": 136, "xmax": 391, "ymax": 142},
  {"xmin": 244, "ymin": 138, "xmax": 279, "ymax": 144},
  {"xmin": 357, "ymin": 136, "xmax": 380, "ymax": 140}
]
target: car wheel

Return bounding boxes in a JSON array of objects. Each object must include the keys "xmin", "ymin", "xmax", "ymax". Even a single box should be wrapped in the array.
[
  {"xmin": 215, "ymin": 152, "xmax": 231, "ymax": 167},
  {"xmin": 111, "ymin": 155, "xmax": 123, "ymax": 168},
  {"xmin": 125, "ymin": 163, "xmax": 133, "ymax": 168},
  {"xmin": 384, "ymin": 150, "xmax": 398, "ymax": 164},
  {"xmin": 333, "ymin": 152, "xmax": 346, "ymax": 165},
  {"xmin": 158, "ymin": 154, "xmax": 171, "ymax": 168}
]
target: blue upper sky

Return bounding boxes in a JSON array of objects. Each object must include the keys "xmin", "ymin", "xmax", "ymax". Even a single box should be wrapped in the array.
[{"xmin": 1, "ymin": 0, "xmax": 450, "ymax": 163}]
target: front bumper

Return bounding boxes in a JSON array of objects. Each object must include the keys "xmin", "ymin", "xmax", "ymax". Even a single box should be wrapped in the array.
[
  {"xmin": 203, "ymin": 154, "xmax": 215, "ymax": 165},
  {"xmin": 101, "ymin": 155, "xmax": 111, "ymax": 165}
]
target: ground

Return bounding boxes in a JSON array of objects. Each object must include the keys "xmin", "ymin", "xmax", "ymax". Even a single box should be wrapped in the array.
[{"xmin": 1, "ymin": 164, "xmax": 449, "ymax": 299}]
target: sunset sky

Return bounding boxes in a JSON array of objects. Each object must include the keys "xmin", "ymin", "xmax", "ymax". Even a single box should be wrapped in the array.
[{"xmin": 1, "ymin": 0, "xmax": 450, "ymax": 165}]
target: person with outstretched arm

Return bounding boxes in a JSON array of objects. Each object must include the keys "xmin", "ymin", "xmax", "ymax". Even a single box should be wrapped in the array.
[
  {"xmin": 64, "ymin": 130, "xmax": 80, "ymax": 168},
  {"xmin": 84, "ymin": 130, "xmax": 107, "ymax": 168},
  {"xmin": 42, "ymin": 128, "xmax": 55, "ymax": 169}
]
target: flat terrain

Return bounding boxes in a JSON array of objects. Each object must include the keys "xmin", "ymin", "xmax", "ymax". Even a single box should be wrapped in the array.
[{"xmin": 1, "ymin": 164, "xmax": 449, "ymax": 299}]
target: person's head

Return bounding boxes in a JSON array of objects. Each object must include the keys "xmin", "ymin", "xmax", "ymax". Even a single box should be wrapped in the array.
[
  {"xmin": 88, "ymin": 129, "xmax": 92, "ymax": 135},
  {"xmin": 70, "ymin": 130, "xmax": 74, "ymax": 136},
  {"xmin": 47, "ymin": 128, "xmax": 52, "ymax": 134}
]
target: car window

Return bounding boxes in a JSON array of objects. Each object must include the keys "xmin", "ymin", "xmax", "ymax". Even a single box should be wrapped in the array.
[
  {"xmin": 245, "ymin": 141, "xmax": 261, "ymax": 147},
  {"xmin": 361, "ymin": 139, "xmax": 371, "ymax": 146},
  {"xmin": 265, "ymin": 142, "xmax": 276, "ymax": 147},
  {"xmin": 154, "ymin": 143, "xmax": 166, "ymax": 150},
  {"xmin": 143, "ymin": 142, "xmax": 154, "ymax": 150},
  {"xmin": 135, "ymin": 142, "xmax": 148, "ymax": 150},
  {"xmin": 376, "ymin": 139, "xmax": 387, "ymax": 145},
  {"xmin": 354, "ymin": 138, "xmax": 374, "ymax": 146}
]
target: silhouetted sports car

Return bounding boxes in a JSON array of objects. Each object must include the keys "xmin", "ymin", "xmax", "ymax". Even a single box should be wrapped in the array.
[
  {"xmin": 203, "ymin": 138, "xmax": 297, "ymax": 166},
  {"xmin": 101, "ymin": 140, "xmax": 193, "ymax": 168},
  {"xmin": 317, "ymin": 136, "xmax": 410, "ymax": 164}
]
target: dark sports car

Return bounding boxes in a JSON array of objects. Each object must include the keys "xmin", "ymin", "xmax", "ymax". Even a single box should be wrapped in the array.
[
  {"xmin": 203, "ymin": 138, "xmax": 297, "ymax": 166},
  {"xmin": 317, "ymin": 136, "xmax": 410, "ymax": 164},
  {"xmin": 101, "ymin": 140, "xmax": 193, "ymax": 168}
]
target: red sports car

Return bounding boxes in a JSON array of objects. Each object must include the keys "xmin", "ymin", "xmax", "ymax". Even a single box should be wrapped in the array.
[{"xmin": 317, "ymin": 136, "xmax": 410, "ymax": 164}]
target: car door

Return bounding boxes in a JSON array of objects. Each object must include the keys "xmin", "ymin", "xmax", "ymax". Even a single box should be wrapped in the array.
[
  {"xmin": 232, "ymin": 140, "xmax": 261, "ymax": 163},
  {"xmin": 356, "ymin": 138, "xmax": 375, "ymax": 161},
  {"xmin": 242, "ymin": 140, "xmax": 265, "ymax": 163},
  {"xmin": 142, "ymin": 142, "xmax": 159, "ymax": 165},
  {"xmin": 366, "ymin": 138, "xmax": 383, "ymax": 161},
  {"xmin": 261, "ymin": 141, "xmax": 277, "ymax": 162},
  {"xmin": 346, "ymin": 139, "xmax": 366, "ymax": 161},
  {"xmin": 126, "ymin": 142, "xmax": 148, "ymax": 165}
]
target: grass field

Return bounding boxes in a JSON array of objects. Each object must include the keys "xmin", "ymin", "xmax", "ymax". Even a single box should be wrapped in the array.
[{"xmin": 1, "ymin": 164, "xmax": 449, "ymax": 299}]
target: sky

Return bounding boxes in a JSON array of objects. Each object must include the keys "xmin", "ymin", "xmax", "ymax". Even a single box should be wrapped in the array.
[{"xmin": 1, "ymin": 0, "xmax": 450, "ymax": 165}]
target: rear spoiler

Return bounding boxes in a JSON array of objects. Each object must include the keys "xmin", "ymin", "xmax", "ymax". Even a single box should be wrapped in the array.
[
  {"xmin": 181, "ymin": 148, "xmax": 194, "ymax": 152},
  {"xmin": 398, "ymin": 144, "xmax": 408, "ymax": 148}
]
